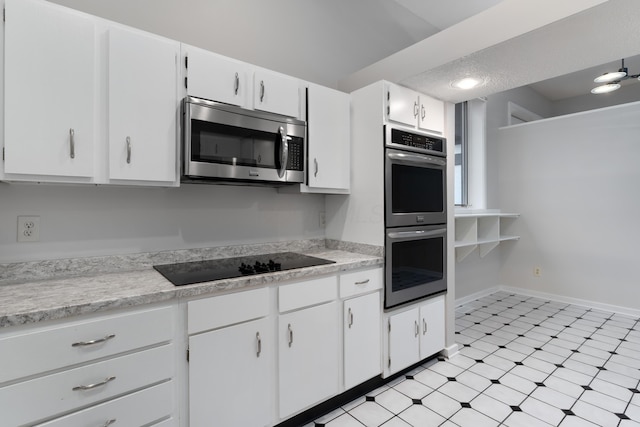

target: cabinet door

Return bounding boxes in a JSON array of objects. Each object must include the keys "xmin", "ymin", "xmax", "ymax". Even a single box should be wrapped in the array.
[
  {"xmin": 184, "ymin": 44, "xmax": 250, "ymax": 107},
  {"xmin": 254, "ymin": 69, "xmax": 300, "ymax": 118},
  {"xmin": 279, "ymin": 302, "xmax": 339, "ymax": 419},
  {"xmin": 344, "ymin": 292, "xmax": 381, "ymax": 390},
  {"xmin": 419, "ymin": 296, "xmax": 446, "ymax": 359},
  {"xmin": 388, "ymin": 307, "xmax": 420, "ymax": 374},
  {"xmin": 386, "ymin": 83, "xmax": 418, "ymax": 127},
  {"xmin": 418, "ymin": 95, "xmax": 445, "ymax": 134},
  {"xmin": 4, "ymin": 0, "xmax": 96, "ymax": 178},
  {"xmin": 189, "ymin": 317, "xmax": 272, "ymax": 427},
  {"xmin": 306, "ymin": 83, "xmax": 350, "ymax": 192},
  {"xmin": 108, "ymin": 26, "xmax": 179, "ymax": 182}
]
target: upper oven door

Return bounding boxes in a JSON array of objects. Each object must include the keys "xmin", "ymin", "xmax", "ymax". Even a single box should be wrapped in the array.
[
  {"xmin": 183, "ymin": 98, "xmax": 305, "ymax": 183},
  {"xmin": 385, "ymin": 148, "xmax": 446, "ymax": 227}
]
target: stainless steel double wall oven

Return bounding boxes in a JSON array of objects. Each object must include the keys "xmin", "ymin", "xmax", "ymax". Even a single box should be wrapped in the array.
[{"xmin": 384, "ymin": 126, "xmax": 447, "ymax": 309}]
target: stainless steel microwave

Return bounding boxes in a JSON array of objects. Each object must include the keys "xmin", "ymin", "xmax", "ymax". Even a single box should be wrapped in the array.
[{"xmin": 182, "ymin": 96, "xmax": 306, "ymax": 185}]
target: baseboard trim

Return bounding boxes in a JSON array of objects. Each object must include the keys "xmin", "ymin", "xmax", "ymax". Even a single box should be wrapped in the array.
[
  {"xmin": 456, "ymin": 285, "xmax": 640, "ymax": 318},
  {"xmin": 499, "ymin": 286, "xmax": 640, "ymax": 318},
  {"xmin": 442, "ymin": 343, "xmax": 460, "ymax": 359}
]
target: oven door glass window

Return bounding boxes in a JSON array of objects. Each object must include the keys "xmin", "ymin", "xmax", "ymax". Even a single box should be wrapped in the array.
[
  {"xmin": 391, "ymin": 163, "xmax": 444, "ymax": 214},
  {"xmin": 391, "ymin": 237, "xmax": 444, "ymax": 293}
]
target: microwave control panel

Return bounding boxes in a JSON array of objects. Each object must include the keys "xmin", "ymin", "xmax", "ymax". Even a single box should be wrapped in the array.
[{"xmin": 287, "ymin": 139, "xmax": 304, "ymax": 171}]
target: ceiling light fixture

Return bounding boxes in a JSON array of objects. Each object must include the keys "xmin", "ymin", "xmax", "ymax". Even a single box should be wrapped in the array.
[
  {"xmin": 452, "ymin": 77, "xmax": 481, "ymax": 90},
  {"xmin": 591, "ymin": 59, "xmax": 639, "ymax": 94}
]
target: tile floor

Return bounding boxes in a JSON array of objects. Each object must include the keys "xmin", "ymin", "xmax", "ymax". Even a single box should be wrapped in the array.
[{"xmin": 308, "ymin": 291, "xmax": 640, "ymax": 427}]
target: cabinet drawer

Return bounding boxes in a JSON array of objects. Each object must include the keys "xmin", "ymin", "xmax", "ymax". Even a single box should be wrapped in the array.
[
  {"xmin": 0, "ymin": 344, "xmax": 174, "ymax": 427},
  {"xmin": 339, "ymin": 268, "xmax": 383, "ymax": 298},
  {"xmin": 0, "ymin": 306, "xmax": 174, "ymax": 384},
  {"xmin": 188, "ymin": 287, "xmax": 269, "ymax": 334},
  {"xmin": 279, "ymin": 275, "xmax": 337, "ymax": 313},
  {"xmin": 35, "ymin": 381, "xmax": 174, "ymax": 426}
]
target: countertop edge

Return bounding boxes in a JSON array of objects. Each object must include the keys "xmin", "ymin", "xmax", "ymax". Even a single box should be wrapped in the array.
[{"xmin": 0, "ymin": 250, "xmax": 383, "ymax": 329}]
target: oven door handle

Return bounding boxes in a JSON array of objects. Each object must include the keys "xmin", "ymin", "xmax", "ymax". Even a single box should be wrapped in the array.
[
  {"xmin": 387, "ymin": 228, "xmax": 446, "ymax": 239},
  {"xmin": 387, "ymin": 151, "xmax": 446, "ymax": 166}
]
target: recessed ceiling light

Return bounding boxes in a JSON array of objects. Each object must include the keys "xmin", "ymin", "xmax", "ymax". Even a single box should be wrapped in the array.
[
  {"xmin": 591, "ymin": 83, "xmax": 621, "ymax": 94},
  {"xmin": 594, "ymin": 71, "xmax": 627, "ymax": 83},
  {"xmin": 452, "ymin": 77, "xmax": 481, "ymax": 90}
]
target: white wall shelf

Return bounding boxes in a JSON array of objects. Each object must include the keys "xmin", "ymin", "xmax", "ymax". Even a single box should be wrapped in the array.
[{"xmin": 454, "ymin": 212, "xmax": 520, "ymax": 261}]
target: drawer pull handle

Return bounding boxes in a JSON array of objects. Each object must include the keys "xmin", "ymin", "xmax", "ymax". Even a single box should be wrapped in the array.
[
  {"xmin": 69, "ymin": 128, "xmax": 75, "ymax": 159},
  {"xmin": 354, "ymin": 279, "xmax": 370, "ymax": 285},
  {"xmin": 414, "ymin": 320, "xmax": 419, "ymax": 337},
  {"xmin": 260, "ymin": 80, "xmax": 265, "ymax": 102},
  {"xmin": 102, "ymin": 420, "xmax": 117, "ymax": 427},
  {"xmin": 256, "ymin": 332, "xmax": 262, "ymax": 358},
  {"xmin": 73, "ymin": 376, "xmax": 116, "ymax": 391},
  {"xmin": 348, "ymin": 308, "xmax": 354, "ymax": 328},
  {"xmin": 288, "ymin": 324, "xmax": 293, "ymax": 347},
  {"xmin": 72, "ymin": 334, "xmax": 116, "ymax": 347},
  {"xmin": 126, "ymin": 136, "xmax": 131, "ymax": 164},
  {"xmin": 423, "ymin": 319, "xmax": 428, "ymax": 335},
  {"xmin": 234, "ymin": 72, "xmax": 240, "ymax": 95}
]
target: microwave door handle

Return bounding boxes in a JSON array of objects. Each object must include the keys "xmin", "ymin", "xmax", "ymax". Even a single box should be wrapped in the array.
[
  {"xmin": 387, "ymin": 229, "xmax": 446, "ymax": 239},
  {"xmin": 277, "ymin": 126, "xmax": 288, "ymax": 178},
  {"xmin": 387, "ymin": 151, "xmax": 445, "ymax": 166}
]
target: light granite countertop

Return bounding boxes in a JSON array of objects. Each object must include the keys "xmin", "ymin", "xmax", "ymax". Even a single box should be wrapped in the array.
[{"xmin": 0, "ymin": 246, "xmax": 383, "ymax": 328}]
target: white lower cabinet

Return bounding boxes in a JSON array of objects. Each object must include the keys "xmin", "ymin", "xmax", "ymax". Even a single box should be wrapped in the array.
[
  {"xmin": 386, "ymin": 295, "xmax": 445, "ymax": 376},
  {"xmin": 34, "ymin": 381, "xmax": 174, "ymax": 427},
  {"xmin": 278, "ymin": 301, "xmax": 340, "ymax": 419},
  {"xmin": 344, "ymin": 291, "xmax": 381, "ymax": 389},
  {"xmin": 0, "ymin": 305, "xmax": 176, "ymax": 427},
  {"xmin": 188, "ymin": 317, "xmax": 272, "ymax": 427}
]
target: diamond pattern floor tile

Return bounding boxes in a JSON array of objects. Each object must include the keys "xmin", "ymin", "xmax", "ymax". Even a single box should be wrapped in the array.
[{"xmin": 312, "ymin": 291, "xmax": 640, "ymax": 426}]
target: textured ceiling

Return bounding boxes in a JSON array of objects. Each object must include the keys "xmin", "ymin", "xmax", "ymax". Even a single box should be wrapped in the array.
[{"xmin": 399, "ymin": 0, "xmax": 640, "ymax": 103}]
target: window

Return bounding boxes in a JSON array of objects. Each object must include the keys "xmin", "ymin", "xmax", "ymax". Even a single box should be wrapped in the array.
[
  {"xmin": 454, "ymin": 98, "xmax": 487, "ymax": 209},
  {"xmin": 454, "ymin": 102, "xmax": 468, "ymax": 206}
]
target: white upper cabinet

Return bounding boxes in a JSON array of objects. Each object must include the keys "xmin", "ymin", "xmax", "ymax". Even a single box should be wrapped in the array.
[
  {"xmin": 4, "ymin": 0, "xmax": 96, "ymax": 179},
  {"xmin": 386, "ymin": 82, "xmax": 444, "ymax": 135},
  {"xmin": 253, "ymin": 69, "xmax": 301, "ymax": 118},
  {"xmin": 182, "ymin": 44, "xmax": 251, "ymax": 107},
  {"xmin": 305, "ymin": 83, "xmax": 350, "ymax": 193},
  {"xmin": 108, "ymin": 26, "xmax": 179, "ymax": 183}
]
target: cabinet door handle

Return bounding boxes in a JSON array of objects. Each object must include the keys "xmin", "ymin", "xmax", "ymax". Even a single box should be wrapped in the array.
[
  {"xmin": 102, "ymin": 420, "xmax": 117, "ymax": 427},
  {"xmin": 256, "ymin": 331, "xmax": 262, "ymax": 357},
  {"xmin": 421, "ymin": 104, "xmax": 426, "ymax": 120},
  {"xmin": 414, "ymin": 320, "xmax": 419, "ymax": 337},
  {"xmin": 260, "ymin": 80, "xmax": 265, "ymax": 102},
  {"xmin": 72, "ymin": 375, "xmax": 116, "ymax": 391},
  {"xmin": 71, "ymin": 334, "xmax": 116, "ymax": 347},
  {"xmin": 413, "ymin": 101, "xmax": 419, "ymax": 118},
  {"xmin": 423, "ymin": 319, "xmax": 427, "ymax": 335},
  {"xmin": 314, "ymin": 158, "xmax": 318, "ymax": 177},
  {"xmin": 354, "ymin": 279, "xmax": 370, "ymax": 285},
  {"xmin": 69, "ymin": 128, "xmax": 75, "ymax": 159},
  {"xmin": 126, "ymin": 136, "xmax": 131, "ymax": 164},
  {"xmin": 348, "ymin": 308, "xmax": 354, "ymax": 328},
  {"xmin": 288, "ymin": 323, "xmax": 293, "ymax": 347},
  {"xmin": 234, "ymin": 72, "xmax": 240, "ymax": 95}
]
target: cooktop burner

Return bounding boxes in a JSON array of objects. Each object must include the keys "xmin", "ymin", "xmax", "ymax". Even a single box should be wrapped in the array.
[{"xmin": 154, "ymin": 252, "xmax": 335, "ymax": 286}]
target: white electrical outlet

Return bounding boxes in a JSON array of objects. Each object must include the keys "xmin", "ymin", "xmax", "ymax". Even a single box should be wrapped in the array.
[
  {"xmin": 534, "ymin": 266, "xmax": 541, "ymax": 277},
  {"xmin": 17, "ymin": 216, "xmax": 40, "ymax": 242}
]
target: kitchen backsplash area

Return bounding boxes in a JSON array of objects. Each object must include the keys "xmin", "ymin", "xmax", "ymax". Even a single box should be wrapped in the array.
[{"xmin": 0, "ymin": 182, "xmax": 326, "ymax": 265}]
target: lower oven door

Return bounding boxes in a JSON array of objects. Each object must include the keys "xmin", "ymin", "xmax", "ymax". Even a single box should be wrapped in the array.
[{"xmin": 385, "ymin": 225, "xmax": 447, "ymax": 309}]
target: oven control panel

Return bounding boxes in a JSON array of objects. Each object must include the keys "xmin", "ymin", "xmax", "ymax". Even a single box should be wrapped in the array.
[{"xmin": 388, "ymin": 128, "xmax": 445, "ymax": 155}]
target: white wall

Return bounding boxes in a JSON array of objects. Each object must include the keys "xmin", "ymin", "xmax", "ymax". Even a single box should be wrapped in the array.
[
  {"xmin": 455, "ymin": 86, "xmax": 553, "ymax": 301},
  {"xmin": 498, "ymin": 101, "xmax": 640, "ymax": 310},
  {"xmin": 552, "ymin": 83, "xmax": 640, "ymax": 117},
  {"xmin": 0, "ymin": 183, "xmax": 324, "ymax": 263}
]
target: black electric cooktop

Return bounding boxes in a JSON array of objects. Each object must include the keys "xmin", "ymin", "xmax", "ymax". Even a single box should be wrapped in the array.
[{"xmin": 154, "ymin": 252, "xmax": 335, "ymax": 286}]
